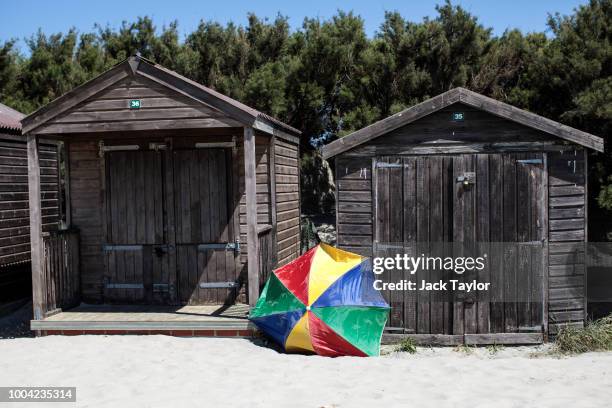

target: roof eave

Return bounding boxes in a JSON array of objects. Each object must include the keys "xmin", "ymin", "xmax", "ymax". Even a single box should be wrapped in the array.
[
  {"xmin": 322, "ymin": 87, "xmax": 604, "ymax": 159},
  {"xmin": 20, "ymin": 56, "xmax": 300, "ymax": 142},
  {"xmin": 457, "ymin": 88, "xmax": 604, "ymax": 152},
  {"xmin": 22, "ymin": 61, "xmax": 132, "ymax": 134},
  {"xmin": 253, "ymin": 118, "xmax": 301, "ymax": 144},
  {"xmin": 322, "ymin": 88, "xmax": 461, "ymax": 159}
]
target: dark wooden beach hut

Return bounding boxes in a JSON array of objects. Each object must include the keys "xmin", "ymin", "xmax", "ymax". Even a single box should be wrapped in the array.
[
  {"xmin": 22, "ymin": 56, "xmax": 301, "ymax": 333},
  {"xmin": 0, "ymin": 103, "xmax": 59, "ymax": 301},
  {"xmin": 322, "ymin": 87, "xmax": 604, "ymax": 344}
]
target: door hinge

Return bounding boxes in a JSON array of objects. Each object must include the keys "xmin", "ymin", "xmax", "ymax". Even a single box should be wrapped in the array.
[
  {"xmin": 153, "ymin": 283, "xmax": 170, "ymax": 292},
  {"xmin": 199, "ymin": 281, "xmax": 239, "ymax": 289},
  {"xmin": 195, "ymin": 141, "xmax": 236, "ymax": 149},
  {"xmin": 197, "ymin": 240, "xmax": 240, "ymax": 253},
  {"xmin": 103, "ymin": 244, "xmax": 143, "ymax": 251},
  {"xmin": 375, "ymin": 162, "xmax": 403, "ymax": 168},
  {"xmin": 99, "ymin": 141, "xmax": 140, "ymax": 156},
  {"xmin": 105, "ymin": 282, "xmax": 144, "ymax": 289},
  {"xmin": 517, "ymin": 159, "xmax": 543, "ymax": 165},
  {"xmin": 149, "ymin": 142, "xmax": 167, "ymax": 151}
]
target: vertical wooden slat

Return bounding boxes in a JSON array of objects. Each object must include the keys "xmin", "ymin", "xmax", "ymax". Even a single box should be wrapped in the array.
[
  {"xmin": 489, "ymin": 154, "xmax": 504, "ymax": 333},
  {"xmin": 583, "ymin": 150, "xmax": 588, "ymax": 322},
  {"xmin": 516, "ymin": 153, "xmax": 531, "ymax": 330},
  {"xmin": 217, "ymin": 150, "xmax": 228, "ymax": 302},
  {"xmin": 244, "ymin": 127, "xmax": 260, "ymax": 306},
  {"xmin": 135, "ymin": 151, "xmax": 146, "ymax": 244},
  {"xmin": 218, "ymin": 150, "xmax": 231, "ymax": 303},
  {"xmin": 429, "ymin": 156, "xmax": 444, "ymax": 334},
  {"xmin": 503, "ymin": 154, "xmax": 518, "ymax": 332},
  {"xmin": 64, "ymin": 142, "xmax": 72, "ymax": 227},
  {"xmin": 416, "ymin": 156, "xmax": 430, "ymax": 334},
  {"xmin": 198, "ymin": 149, "xmax": 210, "ymax": 303},
  {"xmin": 465, "ymin": 155, "xmax": 478, "ymax": 334},
  {"xmin": 163, "ymin": 138, "xmax": 177, "ymax": 304},
  {"xmin": 402, "ymin": 157, "xmax": 417, "ymax": 333},
  {"xmin": 28, "ymin": 134, "xmax": 45, "ymax": 321},
  {"xmin": 442, "ymin": 156, "xmax": 453, "ymax": 334},
  {"xmin": 207, "ymin": 150, "xmax": 219, "ymax": 302},
  {"xmin": 475, "ymin": 154, "xmax": 491, "ymax": 334},
  {"xmin": 231, "ymin": 137, "xmax": 242, "ymax": 302},
  {"xmin": 531, "ymin": 154, "xmax": 545, "ymax": 330},
  {"xmin": 388, "ymin": 157, "xmax": 403, "ymax": 329},
  {"xmin": 452, "ymin": 155, "xmax": 465, "ymax": 335},
  {"xmin": 542, "ymin": 153, "xmax": 549, "ymax": 337},
  {"xmin": 269, "ymin": 136, "xmax": 278, "ymax": 270},
  {"xmin": 38, "ymin": 229, "xmax": 80, "ymax": 313},
  {"xmin": 224, "ymin": 148, "xmax": 236, "ymax": 302},
  {"xmin": 375, "ymin": 157, "xmax": 389, "ymax": 325}
]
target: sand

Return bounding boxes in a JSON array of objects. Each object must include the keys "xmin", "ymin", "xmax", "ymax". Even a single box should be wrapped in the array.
[{"xmin": 0, "ymin": 336, "xmax": 610, "ymax": 407}]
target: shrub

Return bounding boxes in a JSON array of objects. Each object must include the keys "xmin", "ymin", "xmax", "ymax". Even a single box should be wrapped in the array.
[
  {"xmin": 555, "ymin": 315, "xmax": 612, "ymax": 354},
  {"xmin": 395, "ymin": 338, "xmax": 417, "ymax": 354}
]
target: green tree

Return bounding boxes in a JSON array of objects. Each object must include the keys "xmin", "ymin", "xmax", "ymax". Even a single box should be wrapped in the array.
[{"xmin": 0, "ymin": 40, "xmax": 21, "ymax": 109}]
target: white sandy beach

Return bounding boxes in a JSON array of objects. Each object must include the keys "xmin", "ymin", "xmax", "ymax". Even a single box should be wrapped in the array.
[{"xmin": 0, "ymin": 335, "xmax": 611, "ymax": 408}]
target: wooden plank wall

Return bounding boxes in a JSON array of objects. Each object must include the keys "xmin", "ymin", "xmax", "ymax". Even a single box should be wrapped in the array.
[
  {"xmin": 239, "ymin": 136, "xmax": 271, "ymax": 263},
  {"xmin": 68, "ymin": 141, "xmax": 104, "ymax": 302},
  {"xmin": 344, "ymin": 104, "xmax": 556, "ymax": 157},
  {"xmin": 333, "ymin": 104, "xmax": 591, "ymax": 336},
  {"xmin": 274, "ymin": 139, "xmax": 301, "ymax": 266},
  {"xmin": 36, "ymin": 76, "xmax": 242, "ymax": 135},
  {"xmin": 335, "ymin": 156, "xmax": 373, "ymax": 256},
  {"xmin": 547, "ymin": 149, "xmax": 587, "ymax": 334},
  {"xmin": 0, "ymin": 137, "xmax": 59, "ymax": 266}
]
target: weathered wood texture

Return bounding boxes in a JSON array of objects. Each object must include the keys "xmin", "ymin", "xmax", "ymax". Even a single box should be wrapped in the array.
[
  {"xmin": 24, "ymin": 57, "xmax": 302, "ymax": 310},
  {"xmin": 335, "ymin": 156, "xmax": 373, "ymax": 256},
  {"xmin": 69, "ymin": 141, "xmax": 104, "ymax": 302},
  {"xmin": 70, "ymin": 136, "xmax": 246, "ymax": 304},
  {"xmin": 173, "ymin": 148, "xmax": 238, "ymax": 305},
  {"xmin": 27, "ymin": 134, "xmax": 44, "ymax": 322},
  {"xmin": 103, "ymin": 149, "xmax": 169, "ymax": 304},
  {"xmin": 243, "ymin": 127, "xmax": 260, "ymax": 306},
  {"xmin": 323, "ymin": 88, "xmax": 603, "ymax": 158},
  {"xmin": 0, "ymin": 136, "xmax": 59, "ymax": 266},
  {"xmin": 330, "ymin": 95, "xmax": 594, "ymax": 340},
  {"xmin": 547, "ymin": 150, "xmax": 587, "ymax": 335},
  {"xmin": 34, "ymin": 76, "xmax": 243, "ymax": 135},
  {"xmin": 239, "ymin": 135, "xmax": 272, "ymax": 262},
  {"xmin": 344, "ymin": 103, "xmax": 562, "ymax": 157},
  {"xmin": 382, "ymin": 332, "xmax": 543, "ymax": 346},
  {"xmin": 23, "ymin": 57, "xmax": 301, "ymax": 145},
  {"xmin": 41, "ymin": 229, "xmax": 80, "ymax": 316},
  {"xmin": 258, "ymin": 225, "xmax": 275, "ymax": 289},
  {"xmin": 274, "ymin": 139, "xmax": 300, "ymax": 266},
  {"xmin": 371, "ymin": 153, "xmax": 544, "ymax": 336}
]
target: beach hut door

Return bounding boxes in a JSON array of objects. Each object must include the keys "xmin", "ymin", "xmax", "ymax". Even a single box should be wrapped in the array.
[{"xmin": 103, "ymin": 149, "xmax": 173, "ymax": 304}]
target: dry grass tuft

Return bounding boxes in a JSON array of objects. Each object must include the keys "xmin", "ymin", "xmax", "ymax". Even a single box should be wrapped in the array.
[{"xmin": 555, "ymin": 315, "xmax": 612, "ymax": 354}]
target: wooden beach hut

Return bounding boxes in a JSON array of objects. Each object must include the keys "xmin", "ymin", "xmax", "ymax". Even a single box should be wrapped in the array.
[
  {"xmin": 322, "ymin": 87, "xmax": 604, "ymax": 344},
  {"xmin": 23, "ymin": 56, "xmax": 301, "ymax": 335},
  {"xmin": 0, "ymin": 103, "xmax": 59, "ymax": 301}
]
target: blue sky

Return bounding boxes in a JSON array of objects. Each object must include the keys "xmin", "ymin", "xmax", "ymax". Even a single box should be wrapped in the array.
[{"xmin": 1, "ymin": 0, "xmax": 588, "ymax": 54}]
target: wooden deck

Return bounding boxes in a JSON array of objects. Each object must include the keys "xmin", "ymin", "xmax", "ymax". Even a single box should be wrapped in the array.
[{"xmin": 31, "ymin": 303, "xmax": 257, "ymax": 336}]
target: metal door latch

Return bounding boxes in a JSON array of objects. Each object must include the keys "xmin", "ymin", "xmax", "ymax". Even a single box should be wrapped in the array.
[
  {"xmin": 197, "ymin": 240, "xmax": 241, "ymax": 254},
  {"xmin": 456, "ymin": 172, "xmax": 476, "ymax": 185}
]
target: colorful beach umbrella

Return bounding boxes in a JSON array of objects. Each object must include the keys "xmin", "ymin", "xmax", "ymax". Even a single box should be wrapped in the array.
[{"xmin": 249, "ymin": 243, "xmax": 390, "ymax": 357}]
